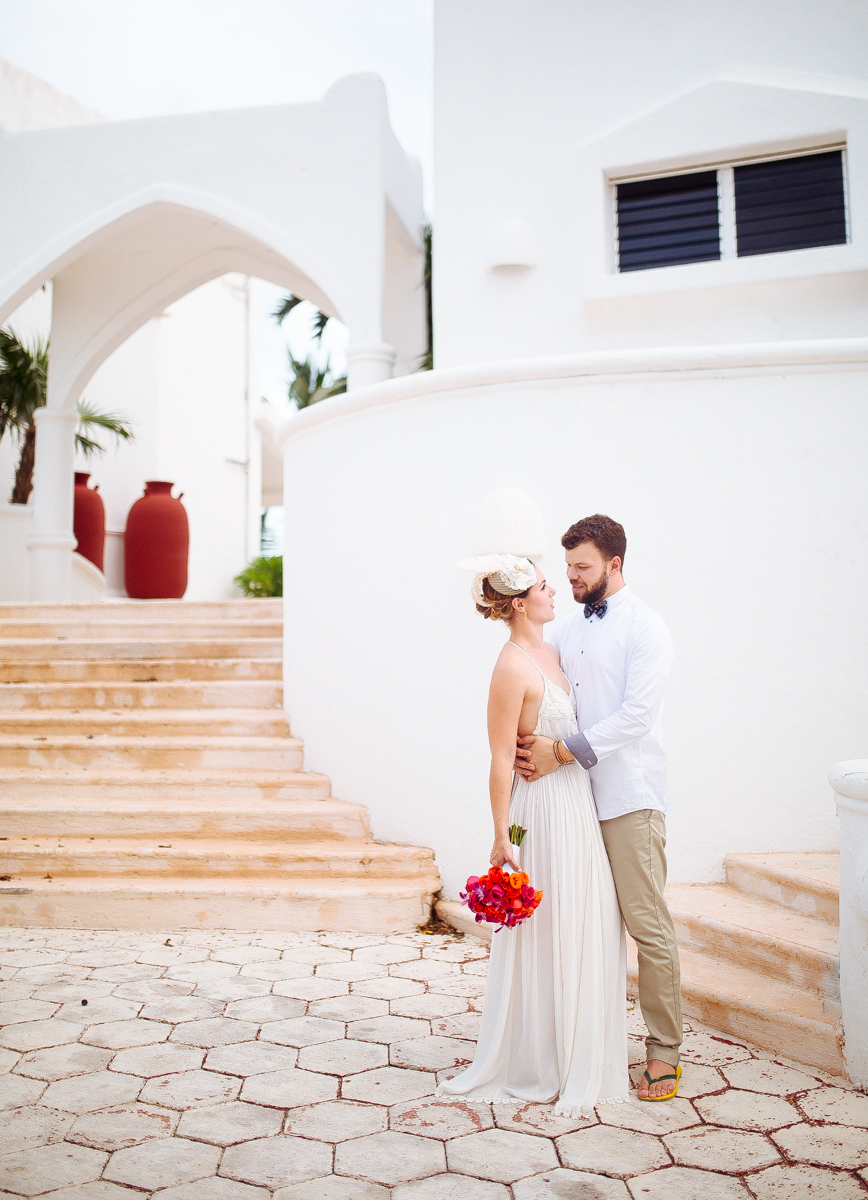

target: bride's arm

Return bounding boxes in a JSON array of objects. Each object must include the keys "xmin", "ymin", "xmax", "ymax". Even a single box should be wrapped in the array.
[{"xmin": 486, "ymin": 660, "xmax": 525, "ymax": 872}]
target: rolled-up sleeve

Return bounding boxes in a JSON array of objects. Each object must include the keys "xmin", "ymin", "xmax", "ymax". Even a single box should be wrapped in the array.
[{"xmin": 573, "ymin": 618, "xmax": 673, "ymax": 763}]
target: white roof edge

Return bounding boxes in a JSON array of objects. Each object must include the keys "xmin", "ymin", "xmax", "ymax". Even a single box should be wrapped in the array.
[{"xmin": 275, "ymin": 337, "xmax": 868, "ymax": 450}]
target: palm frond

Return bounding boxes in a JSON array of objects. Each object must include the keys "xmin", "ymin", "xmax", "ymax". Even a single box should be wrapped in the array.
[
  {"xmin": 311, "ymin": 310, "xmax": 330, "ymax": 342},
  {"xmin": 272, "ymin": 295, "xmax": 304, "ymax": 324},
  {"xmin": 0, "ymin": 328, "xmax": 49, "ymax": 441},
  {"xmin": 287, "ymin": 350, "xmax": 347, "ymax": 410},
  {"xmin": 74, "ymin": 400, "xmax": 134, "ymax": 459}
]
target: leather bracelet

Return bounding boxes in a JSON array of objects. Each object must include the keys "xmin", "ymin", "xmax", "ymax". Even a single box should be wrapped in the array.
[{"xmin": 553, "ymin": 740, "xmax": 569, "ymax": 765}]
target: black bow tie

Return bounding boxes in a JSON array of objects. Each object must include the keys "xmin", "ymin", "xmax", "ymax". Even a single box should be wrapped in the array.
[{"xmin": 584, "ymin": 600, "xmax": 608, "ymax": 620}]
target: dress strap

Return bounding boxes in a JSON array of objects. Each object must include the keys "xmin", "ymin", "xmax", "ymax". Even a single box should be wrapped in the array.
[{"xmin": 507, "ymin": 641, "xmax": 548, "ymax": 683}]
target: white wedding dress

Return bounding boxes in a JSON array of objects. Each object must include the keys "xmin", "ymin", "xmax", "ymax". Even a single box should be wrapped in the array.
[{"xmin": 440, "ymin": 647, "xmax": 629, "ymax": 1115}]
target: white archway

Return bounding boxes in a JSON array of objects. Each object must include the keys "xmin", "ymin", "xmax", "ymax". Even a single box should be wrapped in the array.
[{"xmin": 0, "ymin": 74, "xmax": 426, "ymax": 599}]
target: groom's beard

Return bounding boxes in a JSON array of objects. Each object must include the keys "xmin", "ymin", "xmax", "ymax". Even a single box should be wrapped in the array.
[{"xmin": 572, "ymin": 568, "xmax": 609, "ymax": 606}]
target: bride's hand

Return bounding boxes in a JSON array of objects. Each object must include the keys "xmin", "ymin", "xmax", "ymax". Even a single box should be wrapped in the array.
[{"xmin": 490, "ymin": 837, "xmax": 520, "ymax": 873}]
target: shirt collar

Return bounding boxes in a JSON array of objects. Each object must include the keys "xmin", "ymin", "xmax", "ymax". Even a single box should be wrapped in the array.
[{"xmin": 603, "ymin": 585, "xmax": 630, "ymax": 610}]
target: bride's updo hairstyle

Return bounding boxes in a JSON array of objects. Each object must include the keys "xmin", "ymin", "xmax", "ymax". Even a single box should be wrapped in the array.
[
  {"xmin": 457, "ymin": 553, "xmax": 538, "ymax": 623},
  {"xmin": 476, "ymin": 577, "xmax": 530, "ymax": 622}
]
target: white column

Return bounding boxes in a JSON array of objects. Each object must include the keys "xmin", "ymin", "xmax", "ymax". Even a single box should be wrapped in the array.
[
  {"xmin": 829, "ymin": 759, "xmax": 868, "ymax": 1088},
  {"xmin": 346, "ymin": 342, "xmax": 396, "ymax": 391},
  {"xmin": 28, "ymin": 407, "xmax": 78, "ymax": 601}
]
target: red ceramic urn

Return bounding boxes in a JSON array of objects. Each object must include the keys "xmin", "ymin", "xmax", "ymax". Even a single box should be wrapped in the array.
[
  {"xmin": 124, "ymin": 481, "xmax": 189, "ymax": 599},
  {"xmin": 73, "ymin": 472, "xmax": 106, "ymax": 572}
]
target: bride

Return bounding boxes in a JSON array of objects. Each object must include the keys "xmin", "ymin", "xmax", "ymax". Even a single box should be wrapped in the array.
[{"xmin": 440, "ymin": 554, "xmax": 628, "ymax": 1115}]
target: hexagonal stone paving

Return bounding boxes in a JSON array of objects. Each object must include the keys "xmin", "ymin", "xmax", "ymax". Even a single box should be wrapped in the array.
[
  {"xmin": 220, "ymin": 1135, "xmax": 333, "ymax": 1188},
  {"xmin": 352, "ymin": 977, "xmax": 426, "ymax": 1000},
  {"xmin": 297, "ymin": 1037, "xmax": 388, "ymax": 1076},
  {"xmin": 240, "ymin": 1067, "xmax": 338, "ymax": 1108},
  {"xmin": 177, "ymin": 1099, "xmax": 284, "ymax": 1145},
  {"xmin": 771, "ymin": 1122, "xmax": 868, "ymax": 1169},
  {"xmin": 515, "ymin": 1169, "xmax": 630, "ymax": 1198},
  {"xmin": 720, "ymin": 1059, "xmax": 823, "ymax": 1095},
  {"xmin": 447, "ymin": 1128, "xmax": 559, "ymax": 1184},
  {"xmin": 0, "ymin": 1103, "xmax": 74, "ymax": 1153},
  {"xmin": 391, "ymin": 1035, "xmax": 474, "ymax": 1071},
  {"xmin": 13, "ymin": 1041, "xmax": 113, "ymax": 1081},
  {"xmin": 678, "ymin": 1033, "xmax": 753, "ymax": 1067},
  {"xmin": 170, "ymin": 1017, "xmax": 259, "ymax": 1047},
  {"xmin": 625, "ymin": 1166, "xmax": 749, "ymax": 1198},
  {"xmin": 746, "ymin": 1163, "xmax": 867, "ymax": 1198},
  {"xmin": 0, "ymin": 1073, "xmax": 45, "ymax": 1109},
  {"xmin": 0, "ymin": 998, "xmax": 59, "ymax": 1024},
  {"xmin": 105, "ymin": 1134, "xmax": 220, "ymax": 1188},
  {"xmin": 349, "ymin": 1016, "xmax": 430, "ymax": 1044},
  {"xmin": 0, "ymin": 1017, "xmax": 82, "ymax": 1051},
  {"xmin": 81, "ymin": 1017, "xmax": 172, "ymax": 1049},
  {"xmin": 140, "ymin": 1068, "xmax": 241, "ymax": 1109},
  {"xmin": 695, "ymin": 1088, "xmax": 800, "ymax": 1131},
  {"xmin": 0, "ymin": 1141, "xmax": 107, "ymax": 1194},
  {"xmin": 284, "ymin": 1099, "xmax": 388, "ymax": 1142},
  {"xmin": 493, "ymin": 1101, "xmax": 596, "ymax": 1138},
  {"xmin": 42, "ymin": 1069, "xmax": 143, "ymax": 1113},
  {"xmin": 597, "ymin": 1096, "xmax": 700, "ymax": 1136},
  {"xmin": 225, "ymin": 995, "xmax": 307, "ymax": 1022},
  {"xmin": 206, "ymin": 1040, "xmax": 299, "ymax": 1076},
  {"xmin": 261, "ymin": 1017, "xmax": 345, "ymax": 1047},
  {"xmin": 308, "ymin": 995, "xmax": 388, "ymax": 1022},
  {"xmin": 798, "ymin": 1086, "xmax": 868, "ymax": 1127},
  {"xmin": 67, "ymin": 1102, "xmax": 179, "ymax": 1150},
  {"xmin": 56, "ymin": 997, "xmax": 140, "ymax": 1025},
  {"xmin": 391, "ymin": 1096, "xmax": 493, "ymax": 1139},
  {"xmin": 111, "ymin": 1040, "xmax": 204, "ymax": 1077},
  {"xmin": 392, "ymin": 1174, "xmax": 511, "ymax": 1199},
  {"xmin": 152, "ymin": 1178, "xmax": 270, "ymax": 1200},
  {"xmin": 140, "ymin": 995, "xmax": 224, "ymax": 1023},
  {"xmin": 275, "ymin": 1178, "xmax": 389, "ymax": 1199},
  {"xmin": 664, "ymin": 1126, "xmax": 780, "ymax": 1173},
  {"xmin": 335, "ymin": 1129, "xmax": 445, "ymax": 1186},
  {"xmin": 274, "ymin": 977, "xmax": 349, "ymax": 1001},
  {"xmin": 342, "ymin": 1066, "xmax": 436, "ymax": 1105},
  {"xmin": 557, "ymin": 1125, "xmax": 671, "ymax": 1178},
  {"xmin": 391, "ymin": 995, "xmax": 469, "ymax": 1021}
]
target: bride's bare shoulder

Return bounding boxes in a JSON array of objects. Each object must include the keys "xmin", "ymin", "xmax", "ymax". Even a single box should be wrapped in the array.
[{"xmin": 490, "ymin": 644, "xmax": 536, "ymax": 692}]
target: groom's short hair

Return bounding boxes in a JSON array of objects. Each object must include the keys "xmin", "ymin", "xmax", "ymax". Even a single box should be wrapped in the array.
[{"xmin": 562, "ymin": 514, "xmax": 626, "ymax": 563}]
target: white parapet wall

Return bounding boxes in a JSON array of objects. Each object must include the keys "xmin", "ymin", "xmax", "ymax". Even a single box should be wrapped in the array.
[
  {"xmin": 0, "ymin": 503, "xmax": 32, "ymax": 600},
  {"xmin": 277, "ymin": 339, "xmax": 868, "ymax": 899},
  {"xmin": 829, "ymin": 760, "xmax": 868, "ymax": 1089}
]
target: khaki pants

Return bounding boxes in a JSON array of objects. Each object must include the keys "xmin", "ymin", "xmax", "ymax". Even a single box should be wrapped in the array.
[{"xmin": 600, "ymin": 808, "xmax": 682, "ymax": 1067}]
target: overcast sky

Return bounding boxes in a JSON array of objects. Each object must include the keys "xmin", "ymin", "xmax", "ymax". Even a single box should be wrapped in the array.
[
  {"xmin": 0, "ymin": 0, "xmax": 434, "ymax": 207},
  {"xmin": 1, "ymin": 0, "xmax": 434, "ymax": 413}
]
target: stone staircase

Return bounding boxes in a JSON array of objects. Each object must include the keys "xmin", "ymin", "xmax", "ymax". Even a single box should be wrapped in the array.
[
  {"xmin": 0, "ymin": 599, "xmax": 440, "ymax": 932},
  {"xmin": 663, "ymin": 851, "xmax": 842, "ymax": 1075},
  {"xmin": 439, "ymin": 850, "xmax": 843, "ymax": 1076}
]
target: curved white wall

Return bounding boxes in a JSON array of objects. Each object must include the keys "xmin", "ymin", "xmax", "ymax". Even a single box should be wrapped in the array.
[{"xmin": 278, "ymin": 341, "xmax": 868, "ymax": 898}]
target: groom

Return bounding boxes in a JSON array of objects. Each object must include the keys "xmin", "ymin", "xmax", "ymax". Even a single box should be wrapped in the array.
[{"xmin": 514, "ymin": 514, "xmax": 682, "ymax": 1100}]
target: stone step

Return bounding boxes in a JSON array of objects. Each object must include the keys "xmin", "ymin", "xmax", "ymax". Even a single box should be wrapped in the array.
[
  {"xmin": 628, "ymin": 944, "xmax": 844, "ymax": 1077},
  {"xmin": 0, "ymin": 620, "xmax": 282, "ymax": 639},
  {"xmin": 666, "ymin": 883, "xmax": 839, "ymax": 1000},
  {"xmin": 0, "ymin": 600, "xmax": 283, "ymax": 619},
  {"xmin": 0, "ymin": 637, "xmax": 282, "ymax": 662},
  {"xmin": 0, "ymin": 680, "xmax": 283, "ymax": 710},
  {"xmin": 0, "ymin": 767, "xmax": 331, "ymax": 802},
  {"xmin": 0, "ymin": 837, "xmax": 438, "ymax": 880},
  {"xmin": 0, "ymin": 658, "xmax": 283, "ymax": 683},
  {"xmin": 0, "ymin": 875, "xmax": 435, "ymax": 933},
  {"xmin": 725, "ymin": 852, "xmax": 840, "ymax": 924},
  {"xmin": 0, "ymin": 797, "xmax": 369, "ymax": 840},
  {"xmin": 0, "ymin": 707, "xmax": 291, "ymax": 738},
  {"xmin": 0, "ymin": 735, "xmax": 303, "ymax": 770}
]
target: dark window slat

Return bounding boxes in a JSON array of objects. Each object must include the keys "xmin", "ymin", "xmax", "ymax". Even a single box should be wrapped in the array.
[
  {"xmin": 734, "ymin": 151, "xmax": 846, "ymax": 257},
  {"xmin": 617, "ymin": 170, "xmax": 720, "ymax": 271}
]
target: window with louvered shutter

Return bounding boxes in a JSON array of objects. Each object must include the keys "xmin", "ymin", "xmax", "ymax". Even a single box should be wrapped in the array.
[
  {"xmin": 734, "ymin": 150, "xmax": 847, "ymax": 257},
  {"xmin": 616, "ymin": 171, "xmax": 721, "ymax": 272}
]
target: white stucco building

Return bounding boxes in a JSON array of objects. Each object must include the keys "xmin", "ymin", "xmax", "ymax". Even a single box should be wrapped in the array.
[
  {"xmin": 1, "ymin": 4, "xmax": 866, "ymax": 903},
  {"xmin": 277, "ymin": 0, "xmax": 868, "ymax": 900}
]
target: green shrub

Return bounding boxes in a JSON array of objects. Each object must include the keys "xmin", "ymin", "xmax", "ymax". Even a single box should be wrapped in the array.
[{"xmin": 234, "ymin": 556, "xmax": 282, "ymax": 598}]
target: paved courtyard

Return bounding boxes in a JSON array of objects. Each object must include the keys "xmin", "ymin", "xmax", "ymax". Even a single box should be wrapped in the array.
[{"xmin": 0, "ymin": 925, "xmax": 866, "ymax": 1200}]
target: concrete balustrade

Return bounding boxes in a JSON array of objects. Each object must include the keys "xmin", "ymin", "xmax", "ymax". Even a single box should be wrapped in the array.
[{"xmin": 829, "ymin": 759, "xmax": 868, "ymax": 1088}]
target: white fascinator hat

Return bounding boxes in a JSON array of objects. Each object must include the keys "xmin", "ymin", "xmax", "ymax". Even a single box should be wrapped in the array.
[{"xmin": 456, "ymin": 488, "xmax": 546, "ymax": 607}]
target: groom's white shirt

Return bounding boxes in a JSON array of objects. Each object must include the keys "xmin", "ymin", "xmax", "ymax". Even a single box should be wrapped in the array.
[{"xmin": 548, "ymin": 586, "xmax": 673, "ymax": 821}]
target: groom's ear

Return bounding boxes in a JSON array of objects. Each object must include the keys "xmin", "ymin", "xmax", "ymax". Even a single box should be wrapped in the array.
[{"xmin": 610, "ymin": 556, "xmax": 623, "ymax": 576}]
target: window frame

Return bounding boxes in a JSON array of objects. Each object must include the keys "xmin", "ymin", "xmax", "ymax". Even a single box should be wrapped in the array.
[{"xmin": 611, "ymin": 144, "xmax": 849, "ymax": 274}]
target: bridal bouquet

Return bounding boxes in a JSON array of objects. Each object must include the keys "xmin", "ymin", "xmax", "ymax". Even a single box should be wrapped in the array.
[{"xmin": 460, "ymin": 865, "xmax": 543, "ymax": 931}]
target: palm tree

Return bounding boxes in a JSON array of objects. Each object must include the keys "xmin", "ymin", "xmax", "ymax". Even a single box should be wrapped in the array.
[
  {"xmin": 272, "ymin": 296, "xmax": 346, "ymax": 410},
  {"xmin": 0, "ymin": 327, "xmax": 134, "ymax": 504},
  {"xmin": 286, "ymin": 350, "xmax": 347, "ymax": 410}
]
